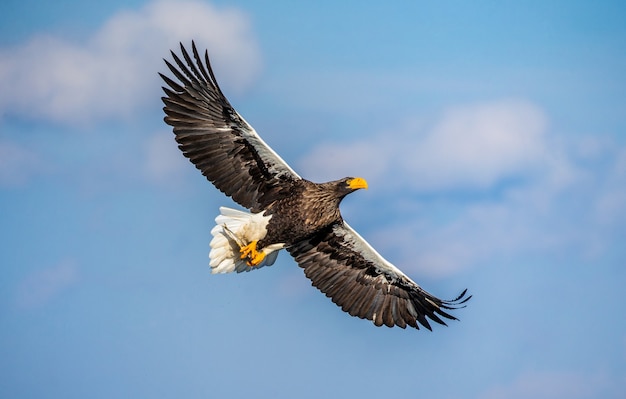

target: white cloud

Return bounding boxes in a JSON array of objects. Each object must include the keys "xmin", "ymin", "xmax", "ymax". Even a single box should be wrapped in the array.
[
  {"xmin": 299, "ymin": 99, "xmax": 553, "ymax": 191},
  {"xmin": 407, "ymin": 100, "xmax": 549, "ymax": 190},
  {"xmin": 15, "ymin": 259, "xmax": 79, "ymax": 309},
  {"xmin": 0, "ymin": 0, "xmax": 261, "ymax": 125}
]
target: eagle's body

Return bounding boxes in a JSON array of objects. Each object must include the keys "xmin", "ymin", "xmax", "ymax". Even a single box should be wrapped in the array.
[
  {"xmin": 160, "ymin": 42, "xmax": 470, "ymax": 330},
  {"xmin": 260, "ymin": 178, "xmax": 358, "ymax": 246}
]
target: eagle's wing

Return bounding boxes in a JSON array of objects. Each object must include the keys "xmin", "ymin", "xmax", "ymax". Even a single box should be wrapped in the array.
[
  {"xmin": 288, "ymin": 222, "xmax": 470, "ymax": 329},
  {"xmin": 160, "ymin": 42, "xmax": 300, "ymax": 212}
]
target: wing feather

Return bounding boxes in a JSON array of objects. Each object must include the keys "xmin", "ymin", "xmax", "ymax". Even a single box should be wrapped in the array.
[
  {"xmin": 160, "ymin": 42, "xmax": 300, "ymax": 212},
  {"xmin": 288, "ymin": 223, "xmax": 471, "ymax": 329}
]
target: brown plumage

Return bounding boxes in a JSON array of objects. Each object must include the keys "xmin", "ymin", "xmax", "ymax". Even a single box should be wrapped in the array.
[
  {"xmin": 160, "ymin": 41, "xmax": 470, "ymax": 330},
  {"xmin": 259, "ymin": 178, "xmax": 360, "ymax": 247}
]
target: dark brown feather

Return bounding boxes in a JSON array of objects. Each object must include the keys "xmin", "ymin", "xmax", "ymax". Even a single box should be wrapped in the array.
[
  {"xmin": 288, "ymin": 222, "xmax": 471, "ymax": 330},
  {"xmin": 160, "ymin": 42, "xmax": 300, "ymax": 212}
]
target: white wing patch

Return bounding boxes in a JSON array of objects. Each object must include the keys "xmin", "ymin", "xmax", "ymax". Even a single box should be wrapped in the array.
[
  {"xmin": 340, "ymin": 222, "xmax": 417, "ymax": 286},
  {"xmin": 237, "ymin": 112, "xmax": 301, "ymax": 179}
]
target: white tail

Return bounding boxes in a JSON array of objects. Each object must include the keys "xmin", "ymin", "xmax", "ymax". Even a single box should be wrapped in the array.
[{"xmin": 209, "ymin": 207, "xmax": 282, "ymax": 274}]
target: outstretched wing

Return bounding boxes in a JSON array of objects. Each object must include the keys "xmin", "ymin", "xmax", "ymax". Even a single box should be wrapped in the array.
[
  {"xmin": 160, "ymin": 42, "xmax": 300, "ymax": 212},
  {"xmin": 288, "ymin": 222, "xmax": 471, "ymax": 329}
]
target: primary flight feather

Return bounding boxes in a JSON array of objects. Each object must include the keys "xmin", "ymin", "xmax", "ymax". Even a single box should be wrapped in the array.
[{"xmin": 160, "ymin": 41, "xmax": 470, "ymax": 330}]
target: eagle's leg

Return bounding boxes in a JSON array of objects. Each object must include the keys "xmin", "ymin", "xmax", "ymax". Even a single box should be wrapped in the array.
[{"xmin": 239, "ymin": 240, "xmax": 266, "ymax": 266}]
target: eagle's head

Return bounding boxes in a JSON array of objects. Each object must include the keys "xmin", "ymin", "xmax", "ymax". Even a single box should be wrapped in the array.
[{"xmin": 335, "ymin": 177, "xmax": 368, "ymax": 198}]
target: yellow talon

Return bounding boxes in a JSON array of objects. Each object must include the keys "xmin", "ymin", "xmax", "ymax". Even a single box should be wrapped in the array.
[
  {"xmin": 239, "ymin": 241, "xmax": 266, "ymax": 266},
  {"xmin": 239, "ymin": 240, "xmax": 257, "ymax": 259},
  {"xmin": 248, "ymin": 251, "xmax": 266, "ymax": 266}
]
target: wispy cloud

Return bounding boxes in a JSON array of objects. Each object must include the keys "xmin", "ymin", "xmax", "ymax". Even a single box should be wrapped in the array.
[
  {"xmin": 299, "ymin": 99, "xmax": 626, "ymax": 276},
  {"xmin": 15, "ymin": 259, "xmax": 79, "ymax": 309},
  {"xmin": 0, "ymin": 0, "xmax": 261, "ymax": 125},
  {"xmin": 300, "ymin": 99, "xmax": 555, "ymax": 191}
]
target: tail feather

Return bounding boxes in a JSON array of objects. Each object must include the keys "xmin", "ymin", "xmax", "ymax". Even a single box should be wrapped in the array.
[{"xmin": 209, "ymin": 207, "xmax": 281, "ymax": 274}]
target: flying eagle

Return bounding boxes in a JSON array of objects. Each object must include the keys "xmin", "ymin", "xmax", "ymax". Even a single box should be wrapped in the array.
[{"xmin": 160, "ymin": 42, "xmax": 470, "ymax": 330}]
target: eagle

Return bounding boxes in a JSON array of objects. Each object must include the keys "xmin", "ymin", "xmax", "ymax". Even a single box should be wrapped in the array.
[{"xmin": 160, "ymin": 42, "xmax": 470, "ymax": 330}]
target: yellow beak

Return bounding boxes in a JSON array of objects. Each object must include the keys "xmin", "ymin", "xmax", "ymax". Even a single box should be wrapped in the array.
[{"xmin": 348, "ymin": 177, "xmax": 368, "ymax": 190}]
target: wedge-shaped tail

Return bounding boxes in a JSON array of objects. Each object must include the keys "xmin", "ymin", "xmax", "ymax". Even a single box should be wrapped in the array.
[{"xmin": 209, "ymin": 207, "xmax": 282, "ymax": 273}]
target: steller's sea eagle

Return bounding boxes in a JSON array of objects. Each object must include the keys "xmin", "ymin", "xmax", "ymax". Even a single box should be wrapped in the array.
[{"xmin": 160, "ymin": 42, "xmax": 470, "ymax": 330}]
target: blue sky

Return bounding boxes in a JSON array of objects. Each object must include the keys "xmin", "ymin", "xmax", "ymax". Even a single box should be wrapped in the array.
[{"xmin": 1, "ymin": 1, "xmax": 625, "ymax": 398}]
